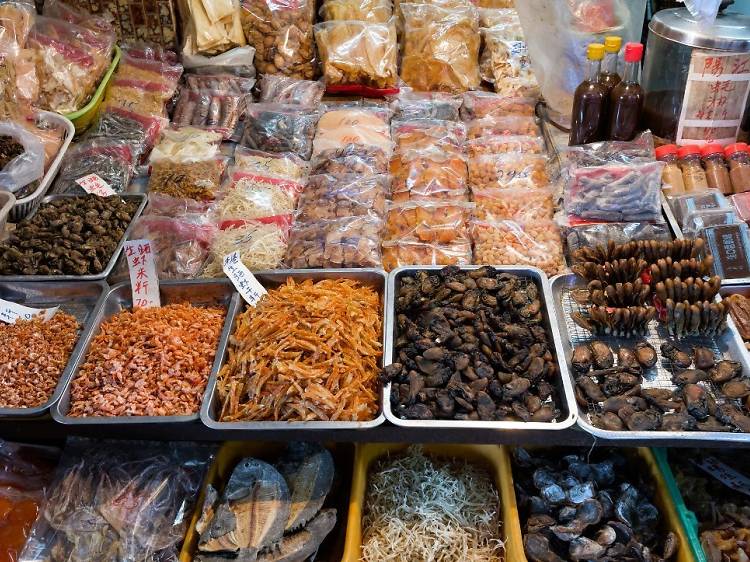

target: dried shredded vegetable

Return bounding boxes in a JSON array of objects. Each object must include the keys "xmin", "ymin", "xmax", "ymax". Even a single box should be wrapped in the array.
[
  {"xmin": 215, "ymin": 182, "xmax": 296, "ymax": 221},
  {"xmin": 203, "ymin": 222, "xmax": 288, "ymax": 275}
]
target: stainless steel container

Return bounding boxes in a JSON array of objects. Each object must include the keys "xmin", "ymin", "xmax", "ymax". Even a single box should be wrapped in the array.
[
  {"xmin": 384, "ymin": 266, "xmax": 578, "ymax": 431},
  {"xmin": 201, "ymin": 269, "xmax": 388, "ymax": 430},
  {"xmin": 52, "ymin": 280, "xmax": 239, "ymax": 425}
]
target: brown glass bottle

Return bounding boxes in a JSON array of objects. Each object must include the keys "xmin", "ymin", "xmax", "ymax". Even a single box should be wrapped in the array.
[
  {"xmin": 570, "ymin": 43, "xmax": 607, "ymax": 146},
  {"xmin": 598, "ymin": 36, "xmax": 622, "ymax": 130},
  {"xmin": 608, "ymin": 42, "xmax": 644, "ymax": 142}
]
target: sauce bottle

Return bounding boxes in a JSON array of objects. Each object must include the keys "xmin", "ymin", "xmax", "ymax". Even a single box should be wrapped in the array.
[
  {"xmin": 655, "ymin": 144, "xmax": 685, "ymax": 194},
  {"xmin": 598, "ymin": 36, "xmax": 622, "ymax": 127},
  {"xmin": 607, "ymin": 42, "xmax": 644, "ymax": 142},
  {"xmin": 569, "ymin": 43, "xmax": 606, "ymax": 146},
  {"xmin": 677, "ymin": 145, "xmax": 709, "ymax": 192},
  {"xmin": 726, "ymin": 143, "xmax": 750, "ymax": 194},
  {"xmin": 701, "ymin": 143, "xmax": 732, "ymax": 195}
]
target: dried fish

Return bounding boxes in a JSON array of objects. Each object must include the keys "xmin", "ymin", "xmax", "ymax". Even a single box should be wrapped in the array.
[{"xmin": 276, "ymin": 443, "xmax": 334, "ymax": 532}]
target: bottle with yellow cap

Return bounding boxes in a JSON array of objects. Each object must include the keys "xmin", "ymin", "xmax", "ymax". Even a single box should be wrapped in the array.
[
  {"xmin": 599, "ymin": 36, "xmax": 622, "ymax": 97},
  {"xmin": 570, "ymin": 43, "xmax": 607, "ymax": 146}
]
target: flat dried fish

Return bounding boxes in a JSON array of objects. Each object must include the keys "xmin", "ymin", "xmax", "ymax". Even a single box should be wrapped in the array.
[
  {"xmin": 276, "ymin": 443, "xmax": 334, "ymax": 532},
  {"xmin": 257, "ymin": 509, "xmax": 337, "ymax": 562}
]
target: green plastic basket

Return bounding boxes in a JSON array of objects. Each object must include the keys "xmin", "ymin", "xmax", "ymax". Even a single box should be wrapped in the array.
[
  {"xmin": 653, "ymin": 448, "xmax": 707, "ymax": 562},
  {"xmin": 63, "ymin": 45, "xmax": 121, "ymax": 135}
]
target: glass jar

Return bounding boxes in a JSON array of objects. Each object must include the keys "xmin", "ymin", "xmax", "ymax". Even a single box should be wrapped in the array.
[
  {"xmin": 726, "ymin": 143, "xmax": 750, "ymax": 194},
  {"xmin": 655, "ymin": 144, "xmax": 685, "ymax": 194},
  {"xmin": 677, "ymin": 145, "xmax": 708, "ymax": 192},
  {"xmin": 701, "ymin": 143, "xmax": 732, "ymax": 195}
]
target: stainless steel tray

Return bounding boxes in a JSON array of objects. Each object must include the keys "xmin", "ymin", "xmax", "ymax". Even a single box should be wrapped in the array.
[
  {"xmin": 201, "ymin": 269, "xmax": 388, "ymax": 430},
  {"xmin": 0, "ymin": 193, "xmax": 147, "ymax": 282},
  {"xmin": 384, "ymin": 266, "xmax": 578, "ymax": 431},
  {"xmin": 551, "ymin": 272, "xmax": 750, "ymax": 443},
  {"xmin": 0, "ymin": 281, "xmax": 107, "ymax": 417},
  {"xmin": 52, "ymin": 280, "xmax": 240, "ymax": 425}
]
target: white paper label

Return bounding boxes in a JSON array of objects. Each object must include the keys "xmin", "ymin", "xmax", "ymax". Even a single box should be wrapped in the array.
[
  {"xmin": 123, "ymin": 239, "xmax": 161, "ymax": 308},
  {"xmin": 76, "ymin": 173, "xmax": 116, "ymax": 197},
  {"xmin": 692, "ymin": 457, "xmax": 750, "ymax": 498},
  {"xmin": 223, "ymin": 251, "xmax": 267, "ymax": 306},
  {"xmin": 0, "ymin": 298, "xmax": 58, "ymax": 324}
]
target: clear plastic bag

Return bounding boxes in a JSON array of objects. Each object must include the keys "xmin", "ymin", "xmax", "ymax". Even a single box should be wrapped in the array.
[
  {"xmin": 149, "ymin": 127, "xmax": 223, "ymax": 163},
  {"xmin": 103, "ymin": 78, "xmax": 177, "ymax": 119},
  {"xmin": 311, "ymin": 144, "xmax": 389, "ymax": 176},
  {"xmin": 120, "ymin": 43, "xmax": 180, "ymax": 64},
  {"xmin": 480, "ymin": 24, "xmax": 539, "ymax": 97},
  {"xmin": 285, "ymin": 215, "xmax": 384, "ymax": 268},
  {"xmin": 240, "ymin": 0, "xmax": 316, "ymax": 79},
  {"xmin": 42, "ymin": 0, "xmax": 115, "ymax": 37},
  {"xmin": 148, "ymin": 157, "xmax": 227, "ymax": 200},
  {"xmin": 384, "ymin": 201, "xmax": 473, "ymax": 244},
  {"xmin": 465, "ymin": 134, "xmax": 546, "ymax": 157},
  {"xmin": 391, "ymin": 119, "xmax": 466, "ymax": 155},
  {"xmin": 468, "ymin": 153, "xmax": 549, "ymax": 190},
  {"xmin": 180, "ymin": 0, "xmax": 246, "ymax": 57},
  {"xmin": 182, "ymin": 44, "xmax": 257, "ymax": 77},
  {"xmin": 52, "ymin": 138, "xmax": 133, "ymax": 195},
  {"xmin": 19, "ymin": 439, "xmax": 212, "ymax": 562},
  {"xmin": 0, "ymin": 2, "xmax": 34, "ymax": 58},
  {"xmin": 381, "ymin": 239, "xmax": 472, "ymax": 271},
  {"xmin": 203, "ymin": 216, "xmax": 291, "ymax": 274},
  {"xmin": 241, "ymin": 103, "xmax": 319, "ymax": 159},
  {"xmin": 215, "ymin": 169, "xmax": 303, "ymax": 220},
  {"xmin": 471, "ymin": 218, "xmax": 566, "ymax": 276},
  {"xmin": 296, "ymin": 173, "xmax": 389, "ymax": 220},
  {"xmin": 478, "ymin": 7, "xmax": 517, "ymax": 28},
  {"xmin": 257, "ymin": 74, "xmax": 324, "ymax": 106},
  {"xmin": 145, "ymin": 192, "xmax": 217, "ymax": 217},
  {"xmin": 320, "ymin": 0, "xmax": 392, "ymax": 22},
  {"xmin": 466, "ymin": 115, "xmax": 540, "ymax": 138},
  {"xmin": 565, "ymin": 222, "xmax": 671, "ymax": 262},
  {"xmin": 669, "ymin": 189, "xmax": 730, "ymax": 229},
  {"xmin": 388, "ymin": 89, "xmax": 462, "ymax": 121},
  {"xmin": 312, "ymin": 106, "xmax": 393, "ymax": 158},
  {"xmin": 233, "ymin": 146, "xmax": 308, "ymax": 181},
  {"xmin": 473, "ymin": 186, "xmax": 555, "ymax": 222},
  {"xmin": 84, "ymin": 107, "xmax": 167, "ymax": 164},
  {"xmin": 0, "ymin": 121, "xmax": 44, "ymax": 193},
  {"xmin": 172, "ymin": 88, "xmax": 244, "ymax": 138},
  {"xmin": 391, "ymin": 151, "xmax": 468, "ymax": 202},
  {"xmin": 399, "ymin": 2, "xmax": 480, "ymax": 93},
  {"xmin": 315, "ymin": 19, "xmax": 398, "ymax": 89},
  {"xmin": 460, "ymin": 91, "xmax": 537, "ymax": 119},
  {"xmin": 185, "ymin": 73, "xmax": 256, "ymax": 94}
]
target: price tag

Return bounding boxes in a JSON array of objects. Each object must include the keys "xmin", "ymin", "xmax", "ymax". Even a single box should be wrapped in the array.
[
  {"xmin": 223, "ymin": 251, "xmax": 267, "ymax": 306},
  {"xmin": 75, "ymin": 173, "xmax": 116, "ymax": 197},
  {"xmin": 123, "ymin": 239, "xmax": 161, "ymax": 308},
  {"xmin": 692, "ymin": 457, "xmax": 750, "ymax": 498},
  {"xmin": 0, "ymin": 298, "xmax": 58, "ymax": 324}
]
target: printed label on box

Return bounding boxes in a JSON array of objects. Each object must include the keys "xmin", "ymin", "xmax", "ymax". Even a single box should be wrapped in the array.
[
  {"xmin": 223, "ymin": 251, "xmax": 267, "ymax": 306},
  {"xmin": 124, "ymin": 239, "xmax": 161, "ymax": 308}
]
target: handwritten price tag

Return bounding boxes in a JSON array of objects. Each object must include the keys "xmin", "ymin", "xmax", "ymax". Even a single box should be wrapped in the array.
[
  {"xmin": 692, "ymin": 456, "xmax": 750, "ymax": 498},
  {"xmin": 76, "ymin": 173, "xmax": 116, "ymax": 197},
  {"xmin": 0, "ymin": 298, "xmax": 58, "ymax": 324},
  {"xmin": 124, "ymin": 239, "xmax": 161, "ymax": 308},
  {"xmin": 223, "ymin": 251, "xmax": 267, "ymax": 306}
]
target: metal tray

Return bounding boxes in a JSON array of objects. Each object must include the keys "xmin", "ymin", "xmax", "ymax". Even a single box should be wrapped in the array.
[
  {"xmin": 52, "ymin": 280, "xmax": 240, "ymax": 425},
  {"xmin": 383, "ymin": 266, "xmax": 578, "ymax": 431},
  {"xmin": 0, "ymin": 193, "xmax": 147, "ymax": 282},
  {"xmin": 0, "ymin": 281, "xmax": 107, "ymax": 418},
  {"xmin": 551, "ymin": 273, "xmax": 750, "ymax": 443},
  {"xmin": 201, "ymin": 269, "xmax": 388, "ymax": 431}
]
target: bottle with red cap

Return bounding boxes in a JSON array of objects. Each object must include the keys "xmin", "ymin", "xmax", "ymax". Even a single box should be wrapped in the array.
[
  {"xmin": 677, "ymin": 145, "xmax": 709, "ymax": 192},
  {"xmin": 725, "ymin": 143, "xmax": 750, "ymax": 194},
  {"xmin": 655, "ymin": 144, "xmax": 685, "ymax": 194},
  {"xmin": 607, "ymin": 42, "xmax": 644, "ymax": 142},
  {"xmin": 701, "ymin": 144, "xmax": 732, "ymax": 195}
]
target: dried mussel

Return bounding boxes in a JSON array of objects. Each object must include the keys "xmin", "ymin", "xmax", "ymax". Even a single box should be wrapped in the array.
[
  {"xmin": 514, "ymin": 448, "xmax": 680, "ymax": 562},
  {"xmin": 384, "ymin": 266, "xmax": 561, "ymax": 422}
]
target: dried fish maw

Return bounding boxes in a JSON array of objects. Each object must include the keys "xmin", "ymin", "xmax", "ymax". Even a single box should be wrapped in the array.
[
  {"xmin": 199, "ymin": 459, "xmax": 290, "ymax": 556},
  {"xmin": 276, "ymin": 443, "xmax": 334, "ymax": 532},
  {"xmin": 257, "ymin": 509, "xmax": 337, "ymax": 562}
]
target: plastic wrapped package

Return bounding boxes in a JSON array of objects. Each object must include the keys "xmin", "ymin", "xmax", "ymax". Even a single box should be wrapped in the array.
[
  {"xmin": 468, "ymin": 153, "xmax": 549, "ymax": 190},
  {"xmin": 203, "ymin": 215, "xmax": 291, "ymax": 274},
  {"xmin": 384, "ymin": 201, "xmax": 473, "ymax": 243},
  {"xmin": 478, "ymin": 7, "xmax": 517, "ymax": 27},
  {"xmin": 0, "ymin": 2, "xmax": 34, "ymax": 57},
  {"xmin": 399, "ymin": 2, "xmax": 480, "ymax": 93},
  {"xmin": 149, "ymin": 127, "xmax": 223, "ymax": 163},
  {"xmin": 240, "ymin": 0, "xmax": 316, "ymax": 79},
  {"xmin": 391, "ymin": 151, "xmax": 468, "ymax": 202},
  {"xmin": 233, "ymin": 147, "xmax": 308, "ymax": 180},
  {"xmin": 320, "ymin": 0, "xmax": 392, "ymax": 21},
  {"xmin": 466, "ymin": 114, "xmax": 540, "ymax": 138},
  {"xmin": 480, "ymin": 22, "xmax": 539, "ymax": 97},
  {"xmin": 257, "ymin": 74, "xmax": 324, "ymax": 105},
  {"xmin": 381, "ymin": 239, "xmax": 472, "ymax": 271},
  {"xmin": 296, "ymin": 173, "xmax": 389, "ymax": 220},
  {"xmin": 669, "ymin": 189, "xmax": 731, "ymax": 231},
  {"xmin": 315, "ymin": 19, "xmax": 398, "ymax": 90},
  {"xmin": 180, "ymin": 0, "xmax": 246, "ymax": 57},
  {"xmin": 52, "ymin": 139, "xmax": 134, "ymax": 194},
  {"xmin": 471, "ymin": 218, "xmax": 566, "ymax": 276},
  {"xmin": 460, "ymin": 91, "xmax": 537, "ymax": 119},
  {"xmin": 0, "ymin": 121, "xmax": 44, "ymax": 193},
  {"xmin": 148, "ymin": 157, "xmax": 227, "ymax": 200},
  {"xmin": 103, "ymin": 78, "xmax": 177, "ymax": 119},
  {"xmin": 117, "ymin": 53, "xmax": 183, "ymax": 87},
  {"xmin": 185, "ymin": 73, "xmax": 255, "ymax": 94},
  {"xmin": 472, "ymin": 186, "xmax": 554, "ymax": 221},
  {"xmin": 312, "ymin": 106, "xmax": 393, "ymax": 159},
  {"xmin": 311, "ymin": 144, "xmax": 389, "ymax": 176},
  {"xmin": 285, "ymin": 215, "xmax": 383, "ymax": 268},
  {"xmin": 19, "ymin": 113, "xmax": 65, "ymax": 170},
  {"xmin": 241, "ymin": 103, "xmax": 319, "ymax": 159},
  {"xmin": 566, "ymin": 222, "xmax": 671, "ymax": 262},
  {"xmin": 120, "ymin": 43, "xmax": 180, "ymax": 63},
  {"xmin": 465, "ymin": 135, "xmax": 545, "ymax": 158},
  {"xmin": 682, "ymin": 209, "xmax": 740, "ymax": 237},
  {"xmin": 171, "ymin": 88, "xmax": 244, "ymax": 137},
  {"xmin": 145, "ymin": 192, "xmax": 217, "ymax": 217},
  {"xmin": 18, "ymin": 440, "xmax": 212, "ymax": 562},
  {"xmin": 182, "ymin": 44, "xmax": 256, "ymax": 76},
  {"xmin": 84, "ymin": 107, "xmax": 167, "ymax": 164},
  {"xmin": 731, "ymin": 191, "xmax": 750, "ymax": 223},
  {"xmin": 704, "ymin": 222, "xmax": 750, "ymax": 279},
  {"xmin": 215, "ymin": 169, "xmax": 303, "ymax": 221},
  {"xmin": 388, "ymin": 89, "xmax": 462, "ymax": 121},
  {"xmin": 391, "ymin": 119, "xmax": 466, "ymax": 155},
  {"xmin": 475, "ymin": 0, "xmax": 514, "ymax": 7}
]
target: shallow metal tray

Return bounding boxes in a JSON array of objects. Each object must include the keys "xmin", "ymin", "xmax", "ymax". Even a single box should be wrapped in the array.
[
  {"xmin": 0, "ymin": 281, "xmax": 107, "ymax": 418},
  {"xmin": 52, "ymin": 280, "xmax": 240, "ymax": 425},
  {"xmin": 384, "ymin": 266, "xmax": 578, "ymax": 431},
  {"xmin": 551, "ymin": 273, "xmax": 750, "ymax": 443},
  {"xmin": 0, "ymin": 193, "xmax": 147, "ymax": 282},
  {"xmin": 201, "ymin": 269, "xmax": 388, "ymax": 431}
]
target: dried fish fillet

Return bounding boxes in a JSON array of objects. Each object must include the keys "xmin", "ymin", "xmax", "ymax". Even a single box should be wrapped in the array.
[{"xmin": 276, "ymin": 443, "xmax": 334, "ymax": 532}]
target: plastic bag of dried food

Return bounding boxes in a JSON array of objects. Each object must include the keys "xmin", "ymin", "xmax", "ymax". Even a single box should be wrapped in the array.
[
  {"xmin": 467, "ymin": 115, "xmax": 540, "ymax": 138},
  {"xmin": 241, "ymin": 103, "xmax": 319, "ymax": 159},
  {"xmin": 150, "ymin": 127, "xmax": 223, "ymax": 163},
  {"xmin": 103, "ymin": 78, "xmax": 177, "ymax": 119},
  {"xmin": 120, "ymin": 43, "xmax": 180, "ymax": 64},
  {"xmin": 382, "ymin": 239, "xmax": 472, "ymax": 271},
  {"xmin": 42, "ymin": 0, "xmax": 115, "ymax": 36},
  {"xmin": 384, "ymin": 201, "xmax": 473, "ymax": 244},
  {"xmin": 257, "ymin": 74, "xmax": 324, "ymax": 106},
  {"xmin": 471, "ymin": 218, "xmax": 566, "ymax": 275},
  {"xmin": 464, "ymin": 135, "xmax": 545, "ymax": 158},
  {"xmin": 315, "ymin": 19, "xmax": 398, "ymax": 91},
  {"xmin": 468, "ymin": 153, "xmax": 549, "ymax": 190},
  {"xmin": 391, "ymin": 151, "xmax": 468, "ymax": 202},
  {"xmin": 149, "ymin": 157, "xmax": 227, "ymax": 200},
  {"xmin": 172, "ymin": 88, "xmax": 244, "ymax": 138},
  {"xmin": 145, "ymin": 192, "xmax": 217, "ymax": 217},
  {"xmin": 19, "ymin": 113, "xmax": 64, "ymax": 169},
  {"xmin": 311, "ymin": 144, "xmax": 389, "ymax": 176},
  {"xmin": 19, "ymin": 439, "xmax": 212, "ymax": 562},
  {"xmin": 312, "ymin": 106, "xmax": 393, "ymax": 158},
  {"xmin": 388, "ymin": 89, "xmax": 463, "ymax": 121},
  {"xmin": 240, "ymin": 0, "xmax": 316, "ymax": 79},
  {"xmin": 185, "ymin": 73, "xmax": 256, "ymax": 94},
  {"xmin": 52, "ymin": 139, "xmax": 134, "ymax": 195},
  {"xmin": 0, "ymin": 2, "xmax": 34, "ymax": 58},
  {"xmin": 478, "ymin": 7, "xmax": 517, "ymax": 27},
  {"xmin": 461, "ymin": 91, "xmax": 537, "ymax": 120},
  {"xmin": 296, "ymin": 173, "xmax": 389, "ymax": 221},
  {"xmin": 285, "ymin": 215, "xmax": 383, "ymax": 268},
  {"xmin": 320, "ymin": 0, "xmax": 392, "ymax": 21},
  {"xmin": 118, "ymin": 53, "xmax": 184, "ymax": 88},
  {"xmin": 84, "ymin": 107, "xmax": 167, "ymax": 164},
  {"xmin": 233, "ymin": 146, "xmax": 308, "ymax": 180},
  {"xmin": 180, "ymin": 0, "xmax": 246, "ymax": 57},
  {"xmin": 215, "ymin": 169, "xmax": 303, "ymax": 220},
  {"xmin": 392, "ymin": 119, "xmax": 466, "ymax": 155},
  {"xmin": 182, "ymin": 45, "xmax": 256, "ymax": 77},
  {"xmin": 0, "ymin": 121, "xmax": 44, "ymax": 193},
  {"xmin": 480, "ymin": 24, "xmax": 539, "ymax": 97},
  {"xmin": 476, "ymin": 0, "xmax": 514, "ymax": 7},
  {"xmin": 400, "ymin": 2, "xmax": 480, "ymax": 93},
  {"xmin": 203, "ymin": 215, "xmax": 292, "ymax": 274},
  {"xmin": 472, "ymin": 186, "xmax": 555, "ymax": 221}
]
